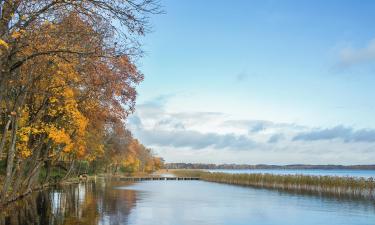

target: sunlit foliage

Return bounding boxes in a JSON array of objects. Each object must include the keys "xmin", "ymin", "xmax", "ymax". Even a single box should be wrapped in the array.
[{"xmin": 0, "ymin": 0, "xmax": 162, "ymax": 205}]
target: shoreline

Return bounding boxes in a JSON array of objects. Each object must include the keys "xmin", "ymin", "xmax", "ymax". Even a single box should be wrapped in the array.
[
  {"xmin": 171, "ymin": 170, "xmax": 375, "ymax": 200},
  {"xmin": 0, "ymin": 173, "xmax": 139, "ymax": 209},
  {"xmin": 0, "ymin": 176, "xmax": 88, "ymax": 209},
  {"xmin": 2, "ymin": 169, "xmax": 374, "ymax": 209}
]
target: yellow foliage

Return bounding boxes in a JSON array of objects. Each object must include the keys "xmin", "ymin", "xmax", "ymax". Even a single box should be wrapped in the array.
[
  {"xmin": 75, "ymin": 139, "xmax": 86, "ymax": 157},
  {"xmin": 37, "ymin": 68, "xmax": 90, "ymax": 158},
  {"xmin": 63, "ymin": 88, "xmax": 74, "ymax": 99},
  {"xmin": 17, "ymin": 127, "xmax": 32, "ymax": 158},
  {"xmin": 0, "ymin": 9, "xmax": 155, "ymax": 187},
  {"xmin": 145, "ymin": 160, "xmax": 154, "ymax": 173},
  {"xmin": 18, "ymin": 107, "xmax": 30, "ymax": 127},
  {"xmin": 48, "ymin": 126, "xmax": 70, "ymax": 144},
  {"xmin": 19, "ymin": 145, "xmax": 32, "ymax": 158},
  {"xmin": 0, "ymin": 39, "xmax": 8, "ymax": 55},
  {"xmin": 49, "ymin": 97, "xmax": 58, "ymax": 103},
  {"xmin": 0, "ymin": 39, "xmax": 8, "ymax": 49},
  {"xmin": 47, "ymin": 126, "xmax": 73, "ymax": 153}
]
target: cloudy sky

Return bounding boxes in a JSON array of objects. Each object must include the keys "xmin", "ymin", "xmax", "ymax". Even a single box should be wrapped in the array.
[{"xmin": 127, "ymin": 0, "xmax": 375, "ymax": 165}]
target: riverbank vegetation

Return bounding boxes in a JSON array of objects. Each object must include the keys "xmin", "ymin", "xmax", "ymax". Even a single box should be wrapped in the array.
[
  {"xmin": 172, "ymin": 170, "xmax": 375, "ymax": 199},
  {"xmin": 0, "ymin": 0, "xmax": 162, "ymax": 206}
]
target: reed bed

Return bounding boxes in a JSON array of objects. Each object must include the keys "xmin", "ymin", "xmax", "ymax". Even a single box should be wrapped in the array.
[{"xmin": 172, "ymin": 170, "xmax": 375, "ymax": 199}]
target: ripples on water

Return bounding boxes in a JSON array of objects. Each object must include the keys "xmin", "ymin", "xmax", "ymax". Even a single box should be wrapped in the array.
[{"xmin": 1, "ymin": 178, "xmax": 375, "ymax": 225}]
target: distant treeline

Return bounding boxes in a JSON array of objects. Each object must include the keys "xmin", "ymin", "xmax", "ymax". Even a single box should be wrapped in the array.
[{"xmin": 166, "ymin": 163, "xmax": 375, "ymax": 170}]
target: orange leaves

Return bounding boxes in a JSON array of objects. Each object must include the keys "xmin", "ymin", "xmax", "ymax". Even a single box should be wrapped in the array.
[
  {"xmin": 47, "ymin": 126, "xmax": 73, "ymax": 153},
  {"xmin": 122, "ymin": 154, "xmax": 141, "ymax": 172},
  {"xmin": 75, "ymin": 139, "xmax": 86, "ymax": 157},
  {"xmin": 127, "ymin": 139, "xmax": 140, "ymax": 155},
  {"xmin": 145, "ymin": 160, "xmax": 154, "ymax": 173},
  {"xmin": 118, "ymin": 138, "xmax": 161, "ymax": 173},
  {"xmin": 11, "ymin": 32, "xmax": 21, "ymax": 39},
  {"xmin": 47, "ymin": 126, "xmax": 70, "ymax": 145},
  {"xmin": 0, "ymin": 9, "xmax": 150, "ymax": 175},
  {"xmin": 46, "ymin": 95, "xmax": 88, "ymax": 157},
  {"xmin": 44, "ymin": 72, "xmax": 88, "ymax": 156},
  {"xmin": 11, "ymin": 30, "xmax": 25, "ymax": 39},
  {"xmin": 0, "ymin": 1, "xmax": 160, "ymax": 198},
  {"xmin": 153, "ymin": 157, "xmax": 164, "ymax": 170},
  {"xmin": 42, "ymin": 66, "xmax": 89, "ymax": 158}
]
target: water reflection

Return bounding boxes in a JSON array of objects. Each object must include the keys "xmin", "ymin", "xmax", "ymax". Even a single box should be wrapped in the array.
[
  {"xmin": 0, "ymin": 179, "xmax": 137, "ymax": 225},
  {"xmin": 1, "ymin": 179, "xmax": 375, "ymax": 225}
]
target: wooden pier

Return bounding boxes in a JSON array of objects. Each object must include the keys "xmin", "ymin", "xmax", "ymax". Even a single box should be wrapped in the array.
[{"xmin": 119, "ymin": 176, "xmax": 200, "ymax": 181}]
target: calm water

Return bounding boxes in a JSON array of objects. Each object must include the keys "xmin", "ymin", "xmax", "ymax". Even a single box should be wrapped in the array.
[
  {"xmin": 207, "ymin": 169, "xmax": 375, "ymax": 178},
  {"xmin": 1, "ymin": 178, "xmax": 375, "ymax": 225}
]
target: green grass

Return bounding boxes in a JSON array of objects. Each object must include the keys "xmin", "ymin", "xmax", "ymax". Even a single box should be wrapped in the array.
[
  {"xmin": 38, "ymin": 167, "xmax": 66, "ymax": 183},
  {"xmin": 172, "ymin": 170, "xmax": 375, "ymax": 199}
]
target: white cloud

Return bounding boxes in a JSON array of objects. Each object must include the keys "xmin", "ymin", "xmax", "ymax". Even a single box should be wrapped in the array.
[
  {"xmin": 127, "ymin": 95, "xmax": 375, "ymax": 164},
  {"xmin": 338, "ymin": 38, "xmax": 375, "ymax": 67},
  {"xmin": 135, "ymin": 128, "xmax": 256, "ymax": 150},
  {"xmin": 293, "ymin": 125, "xmax": 375, "ymax": 143},
  {"xmin": 268, "ymin": 134, "xmax": 284, "ymax": 143}
]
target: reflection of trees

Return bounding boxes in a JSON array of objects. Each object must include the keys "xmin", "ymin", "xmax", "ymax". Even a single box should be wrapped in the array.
[
  {"xmin": 97, "ymin": 180, "xmax": 137, "ymax": 225},
  {"xmin": 0, "ymin": 191, "xmax": 51, "ymax": 225},
  {"xmin": 0, "ymin": 180, "xmax": 137, "ymax": 225}
]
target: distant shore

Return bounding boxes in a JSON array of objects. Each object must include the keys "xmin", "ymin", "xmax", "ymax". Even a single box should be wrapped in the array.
[{"xmin": 166, "ymin": 163, "xmax": 375, "ymax": 170}]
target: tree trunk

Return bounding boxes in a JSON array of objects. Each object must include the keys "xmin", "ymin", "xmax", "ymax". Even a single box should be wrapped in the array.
[
  {"xmin": 0, "ymin": 118, "xmax": 11, "ymax": 157},
  {"xmin": 11, "ymin": 159, "xmax": 26, "ymax": 199},
  {"xmin": 26, "ymin": 162, "xmax": 43, "ymax": 190},
  {"xmin": 43, "ymin": 160, "xmax": 51, "ymax": 184},
  {"xmin": 1, "ymin": 115, "xmax": 18, "ymax": 202},
  {"xmin": 63, "ymin": 160, "xmax": 75, "ymax": 180}
]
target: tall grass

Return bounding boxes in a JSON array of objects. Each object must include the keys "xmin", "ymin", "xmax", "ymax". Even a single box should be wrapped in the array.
[{"xmin": 172, "ymin": 170, "xmax": 375, "ymax": 199}]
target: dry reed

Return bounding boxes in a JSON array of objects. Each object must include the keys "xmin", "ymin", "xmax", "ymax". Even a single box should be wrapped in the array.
[{"xmin": 172, "ymin": 170, "xmax": 375, "ymax": 199}]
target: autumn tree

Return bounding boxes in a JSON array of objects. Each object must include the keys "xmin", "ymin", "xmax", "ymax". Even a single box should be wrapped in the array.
[{"xmin": 0, "ymin": 0, "xmax": 161, "ymax": 206}]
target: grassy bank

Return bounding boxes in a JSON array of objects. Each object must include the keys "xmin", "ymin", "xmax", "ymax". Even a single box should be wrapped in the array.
[{"xmin": 172, "ymin": 170, "xmax": 375, "ymax": 199}]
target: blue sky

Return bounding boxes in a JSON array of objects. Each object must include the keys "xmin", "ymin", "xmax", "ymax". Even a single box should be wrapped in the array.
[{"xmin": 128, "ymin": 0, "xmax": 375, "ymax": 164}]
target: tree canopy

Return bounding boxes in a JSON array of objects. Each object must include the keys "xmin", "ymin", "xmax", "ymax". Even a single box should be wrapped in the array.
[{"xmin": 0, "ymin": 0, "xmax": 163, "ymax": 206}]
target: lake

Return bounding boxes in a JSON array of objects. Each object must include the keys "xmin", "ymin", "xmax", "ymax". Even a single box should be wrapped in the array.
[
  {"xmin": 206, "ymin": 169, "xmax": 375, "ymax": 178},
  {"xmin": 1, "ymin": 178, "xmax": 374, "ymax": 225}
]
